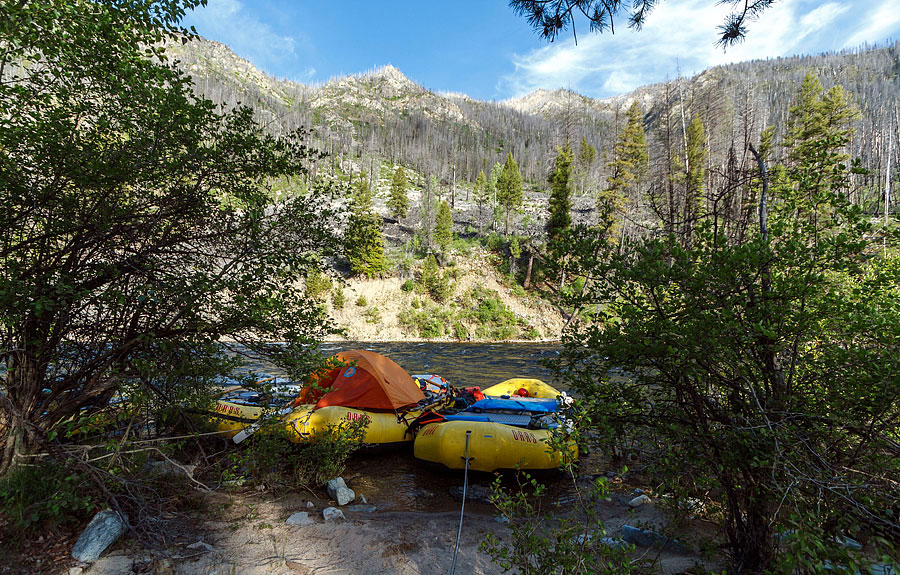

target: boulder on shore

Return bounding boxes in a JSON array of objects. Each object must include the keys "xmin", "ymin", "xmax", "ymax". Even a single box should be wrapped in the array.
[
  {"xmin": 71, "ymin": 510, "xmax": 128, "ymax": 562},
  {"xmin": 326, "ymin": 477, "xmax": 355, "ymax": 506}
]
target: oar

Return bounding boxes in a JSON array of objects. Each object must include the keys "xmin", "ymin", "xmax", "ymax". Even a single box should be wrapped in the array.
[{"xmin": 232, "ymin": 405, "xmax": 294, "ymax": 444}]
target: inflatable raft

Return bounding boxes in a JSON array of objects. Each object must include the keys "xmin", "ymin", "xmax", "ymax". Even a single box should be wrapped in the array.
[
  {"xmin": 413, "ymin": 378, "xmax": 577, "ymax": 472},
  {"xmin": 208, "ymin": 351, "xmax": 452, "ymax": 447}
]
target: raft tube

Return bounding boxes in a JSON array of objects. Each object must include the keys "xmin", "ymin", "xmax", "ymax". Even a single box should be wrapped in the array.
[
  {"xmin": 414, "ymin": 379, "xmax": 577, "ymax": 472},
  {"xmin": 209, "ymin": 375, "xmax": 452, "ymax": 445},
  {"xmin": 482, "ymin": 378, "xmax": 561, "ymax": 398}
]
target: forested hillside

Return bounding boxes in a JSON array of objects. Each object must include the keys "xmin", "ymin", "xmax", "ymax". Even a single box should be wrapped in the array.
[{"xmin": 169, "ymin": 37, "xmax": 900, "ymax": 228}]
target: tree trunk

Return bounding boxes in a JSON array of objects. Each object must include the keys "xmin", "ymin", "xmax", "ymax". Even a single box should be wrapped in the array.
[
  {"xmin": 0, "ymin": 423, "xmax": 37, "ymax": 476},
  {"xmin": 523, "ymin": 251, "xmax": 534, "ymax": 289}
]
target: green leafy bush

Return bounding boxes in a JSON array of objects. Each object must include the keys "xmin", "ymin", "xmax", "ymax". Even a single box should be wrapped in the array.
[
  {"xmin": 225, "ymin": 419, "xmax": 367, "ymax": 490},
  {"xmin": 398, "ymin": 302, "xmax": 454, "ymax": 339},
  {"xmin": 295, "ymin": 420, "xmax": 368, "ymax": 487},
  {"xmin": 305, "ymin": 267, "xmax": 332, "ymax": 301},
  {"xmin": 400, "ymin": 279, "xmax": 415, "ymax": 292},
  {"xmin": 331, "ymin": 287, "xmax": 345, "ymax": 310},
  {"xmin": 481, "ymin": 473, "xmax": 633, "ymax": 574},
  {"xmin": 363, "ymin": 306, "xmax": 381, "ymax": 324},
  {"xmin": 0, "ymin": 462, "xmax": 96, "ymax": 539},
  {"xmin": 355, "ymin": 295, "xmax": 367, "ymax": 307}
]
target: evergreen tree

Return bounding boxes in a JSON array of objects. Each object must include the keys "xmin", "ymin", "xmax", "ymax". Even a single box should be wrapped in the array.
[
  {"xmin": 557, "ymin": 76, "xmax": 899, "ymax": 572},
  {"xmin": 387, "ymin": 166, "xmax": 409, "ymax": 220},
  {"xmin": 672, "ymin": 115, "xmax": 706, "ymax": 241},
  {"xmin": 576, "ymin": 135, "xmax": 597, "ymax": 195},
  {"xmin": 547, "ymin": 142, "xmax": 574, "ymax": 243},
  {"xmin": 496, "ymin": 152, "xmax": 524, "ymax": 236},
  {"xmin": 601, "ymin": 102, "xmax": 648, "ymax": 242},
  {"xmin": 434, "ymin": 200, "xmax": 453, "ymax": 254},
  {"xmin": 345, "ymin": 176, "xmax": 387, "ymax": 277},
  {"xmin": 785, "ymin": 73, "xmax": 861, "ymax": 196}
]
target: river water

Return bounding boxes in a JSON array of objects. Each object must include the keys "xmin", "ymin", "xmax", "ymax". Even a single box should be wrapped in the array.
[
  {"xmin": 241, "ymin": 341, "xmax": 578, "ymax": 513},
  {"xmin": 240, "ymin": 341, "xmax": 564, "ymax": 390}
]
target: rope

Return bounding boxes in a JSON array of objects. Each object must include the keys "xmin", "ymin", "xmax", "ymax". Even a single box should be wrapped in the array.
[{"xmin": 449, "ymin": 430, "xmax": 472, "ymax": 575}]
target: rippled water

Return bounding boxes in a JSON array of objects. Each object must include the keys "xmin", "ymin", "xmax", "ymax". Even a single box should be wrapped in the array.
[{"xmin": 243, "ymin": 341, "xmax": 564, "ymax": 390}]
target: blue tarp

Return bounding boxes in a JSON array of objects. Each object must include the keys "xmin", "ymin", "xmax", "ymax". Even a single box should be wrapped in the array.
[{"xmin": 465, "ymin": 397, "xmax": 558, "ymax": 414}]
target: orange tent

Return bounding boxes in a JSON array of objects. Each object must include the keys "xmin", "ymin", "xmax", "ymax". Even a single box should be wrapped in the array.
[{"xmin": 301, "ymin": 350, "xmax": 425, "ymax": 412}]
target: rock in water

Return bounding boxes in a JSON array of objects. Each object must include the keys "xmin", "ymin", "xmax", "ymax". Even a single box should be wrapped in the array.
[
  {"xmin": 322, "ymin": 507, "xmax": 345, "ymax": 521},
  {"xmin": 286, "ymin": 512, "xmax": 315, "ymax": 526},
  {"xmin": 326, "ymin": 477, "xmax": 355, "ymax": 506},
  {"xmin": 71, "ymin": 510, "xmax": 128, "ymax": 562}
]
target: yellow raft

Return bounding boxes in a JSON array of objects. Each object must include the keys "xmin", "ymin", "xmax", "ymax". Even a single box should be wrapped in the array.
[
  {"xmin": 413, "ymin": 378, "xmax": 578, "ymax": 472},
  {"xmin": 208, "ymin": 369, "xmax": 452, "ymax": 446}
]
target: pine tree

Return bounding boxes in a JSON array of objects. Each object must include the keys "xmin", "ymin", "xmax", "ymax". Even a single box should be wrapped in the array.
[
  {"xmin": 387, "ymin": 166, "xmax": 409, "ymax": 220},
  {"xmin": 576, "ymin": 135, "xmax": 597, "ymax": 195},
  {"xmin": 345, "ymin": 176, "xmax": 387, "ymax": 277},
  {"xmin": 673, "ymin": 115, "xmax": 706, "ymax": 242},
  {"xmin": 601, "ymin": 102, "xmax": 648, "ymax": 242},
  {"xmin": 785, "ymin": 73, "xmax": 861, "ymax": 197},
  {"xmin": 434, "ymin": 200, "xmax": 453, "ymax": 254},
  {"xmin": 496, "ymin": 152, "xmax": 523, "ymax": 236},
  {"xmin": 547, "ymin": 142, "xmax": 574, "ymax": 243}
]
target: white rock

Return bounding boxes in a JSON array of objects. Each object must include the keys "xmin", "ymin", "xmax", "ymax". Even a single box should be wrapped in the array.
[
  {"xmin": 187, "ymin": 540, "xmax": 214, "ymax": 552},
  {"xmin": 68, "ymin": 568, "xmax": 84, "ymax": 575},
  {"xmin": 71, "ymin": 510, "xmax": 128, "ymax": 563},
  {"xmin": 326, "ymin": 477, "xmax": 355, "ymax": 506},
  {"xmin": 322, "ymin": 507, "xmax": 345, "ymax": 521},
  {"xmin": 286, "ymin": 512, "xmax": 316, "ymax": 526},
  {"xmin": 628, "ymin": 494, "xmax": 651, "ymax": 508}
]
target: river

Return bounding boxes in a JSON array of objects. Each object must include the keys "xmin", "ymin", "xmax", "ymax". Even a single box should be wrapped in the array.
[{"xmin": 241, "ymin": 341, "xmax": 564, "ymax": 390}]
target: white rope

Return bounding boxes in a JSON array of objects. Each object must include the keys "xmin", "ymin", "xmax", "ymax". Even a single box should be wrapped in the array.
[{"xmin": 449, "ymin": 430, "xmax": 472, "ymax": 575}]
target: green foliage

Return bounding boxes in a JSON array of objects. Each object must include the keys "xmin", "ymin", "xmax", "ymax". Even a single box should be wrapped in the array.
[
  {"xmin": 345, "ymin": 209, "xmax": 387, "ymax": 278},
  {"xmin": 398, "ymin": 301, "xmax": 455, "ymax": 339},
  {"xmin": 521, "ymin": 325, "xmax": 541, "ymax": 340},
  {"xmin": 601, "ymin": 101, "xmax": 647, "ymax": 243},
  {"xmin": 557, "ymin": 76, "xmax": 899, "ymax": 572},
  {"xmin": 0, "ymin": 461, "xmax": 96, "ymax": 539},
  {"xmin": 400, "ymin": 279, "xmax": 415, "ymax": 292},
  {"xmin": 481, "ymin": 473, "xmax": 633, "ymax": 575},
  {"xmin": 226, "ymin": 420, "xmax": 366, "ymax": 489},
  {"xmin": 295, "ymin": 420, "xmax": 367, "ymax": 487},
  {"xmin": 363, "ymin": 306, "xmax": 381, "ymax": 324},
  {"xmin": 305, "ymin": 267, "xmax": 333, "ymax": 301},
  {"xmin": 331, "ymin": 286, "xmax": 345, "ymax": 310},
  {"xmin": 452, "ymin": 320, "xmax": 469, "ymax": 341},
  {"xmin": 0, "ymin": 0, "xmax": 338, "ymax": 471},
  {"xmin": 576, "ymin": 135, "xmax": 597, "ymax": 195},
  {"xmin": 547, "ymin": 142, "xmax": 574, "ymax": 242},
  {"xmin": 387, "ymin": 166, "xmax": 410, "ymax": 219},
  {"xmin": 434, "ymin": 200, "xmax": 454, "ymax": 254},
  {"xmin": 496, "ymin": 152, "xmax": 524, "ymax": 236},
  {"xmin": 355, "ymin": 295, "xmax": 368, "ymax": 307},
  {"xmin": 419, "ymin": 254, "xmax": 453, "ymax": 302},
  {"xmin": 462, "ymin": 285, "xmax": 518, "ymax": 340}
]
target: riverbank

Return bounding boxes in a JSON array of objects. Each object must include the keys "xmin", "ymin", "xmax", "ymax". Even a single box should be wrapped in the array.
[{"xmin": 49, "ymin": 452, "xmax": 722, "ymax": 575}]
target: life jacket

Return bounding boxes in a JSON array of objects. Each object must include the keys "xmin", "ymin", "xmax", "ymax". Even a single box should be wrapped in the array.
[
  {"xmin": 461, "ymin": 386, "xmax": 485, "ymax": 402},
  {"xmin": 405, "ymin": 410, "xmax": 446, "ymax": 436}
]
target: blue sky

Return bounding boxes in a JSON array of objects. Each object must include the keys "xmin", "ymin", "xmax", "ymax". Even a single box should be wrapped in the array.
[{"xmin": 183, "ymin": 0, "xmax": 900, "ymax": 101}]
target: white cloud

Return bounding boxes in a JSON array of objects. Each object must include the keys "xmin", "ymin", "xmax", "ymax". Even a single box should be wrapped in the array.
[
  {"xmin": 498, "ymin": 0, "xmax": 895, "ymax": 99},
  {"xmin": 186, "ymin": 0, "xmax": 315, "ymax": 81},
  {"xmin": 843, "ymin": 0, "xmax": 900, "ymax": 47}
]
